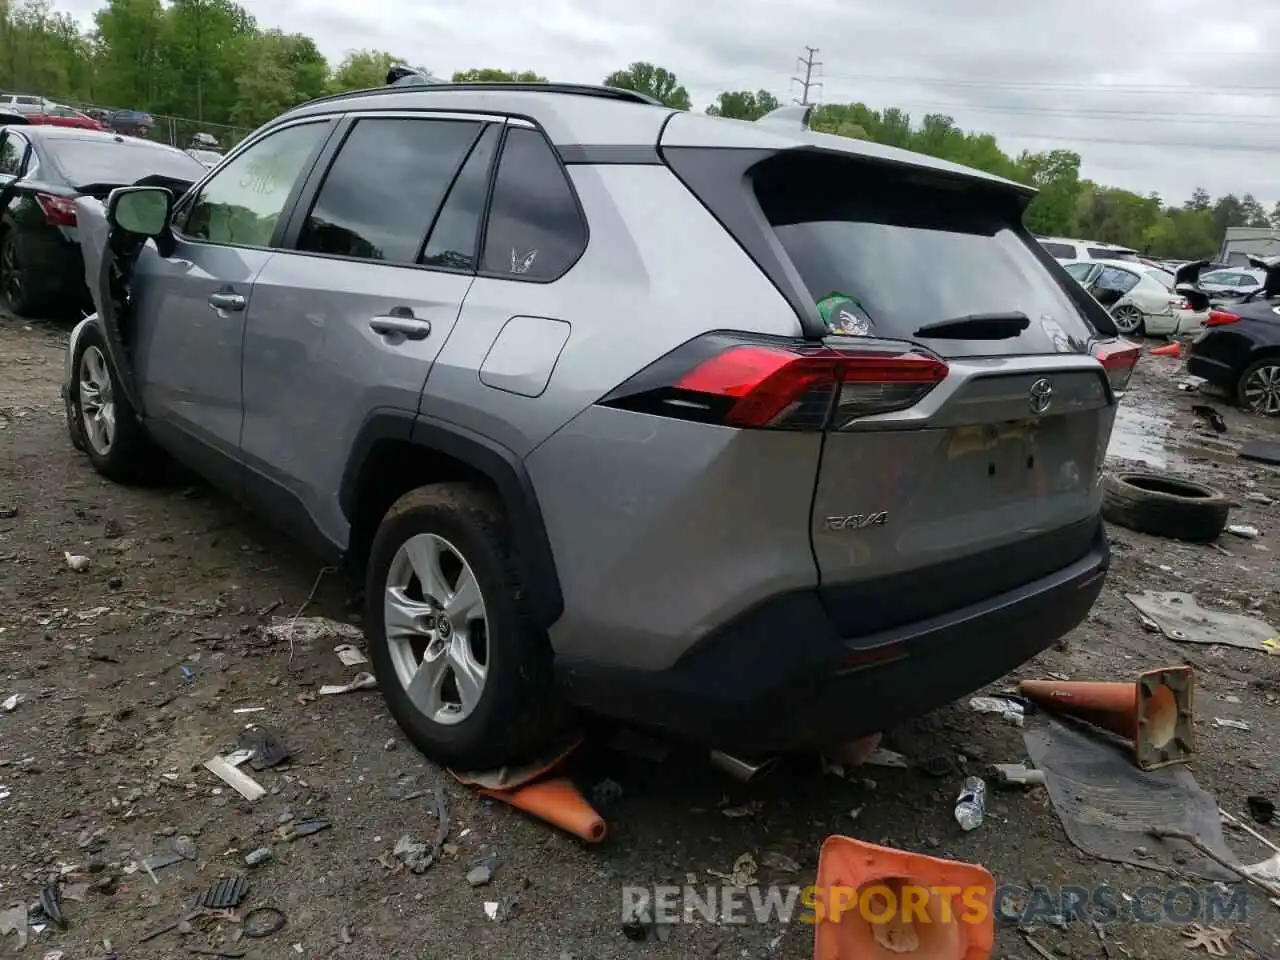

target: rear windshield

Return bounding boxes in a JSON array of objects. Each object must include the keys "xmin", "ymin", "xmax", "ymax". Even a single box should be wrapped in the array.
[
  {"xmin": 1039, "ymin": 241, "xmax": 1075, "ymax": 258},
  {"xmin": 754, "ymin": 157, "xmax": 1100, "ymax": 357},
  {"xmin": 47, "ymin": 136, "xmax": 206, "ymax": 187},
  {"xmin": 1088, "ymin": 247, "xmax": 1136, "ymax": 261},
  {"xmin": 1144, "ymin": 268, "xmax": 1175, "ymax": 290}
]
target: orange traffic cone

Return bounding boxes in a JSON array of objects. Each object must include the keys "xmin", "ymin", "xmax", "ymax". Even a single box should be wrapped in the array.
[
  {"xmin": 1150, "ymin": 342, "xmax": 1182, "ymax": 358},
  {"xmin": 812, "ymin": 836, "xmax": 994, "ymax": 960},
  {"xmin": 480, "ymin": 777, "xmax": 607, "ymax": 843},
  {"xmin": 1018, "ymin": 666, "xmax": 1194, "ymax": 771}
]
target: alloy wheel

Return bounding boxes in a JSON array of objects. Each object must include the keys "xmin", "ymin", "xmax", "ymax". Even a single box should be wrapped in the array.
[
  {"xmin": 78, "ymin": 345, "xmax": 116, "ymax": 456},
  {"xmin": 1111, "ymin": 305, "xmax": 1144, "ymax": 334},
  {"xmin": 383, "ymin": 533, "xmax": 489, "ymax": 725},
  {"xmin": 1243, "ymin": 363, "xmax": 1280, "ymax": 416}
]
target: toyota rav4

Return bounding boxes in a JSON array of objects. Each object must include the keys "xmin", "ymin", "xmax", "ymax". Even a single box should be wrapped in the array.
[{"xmin": 61, "ymin": 79, "xmax": 1136, "ymax": 769}]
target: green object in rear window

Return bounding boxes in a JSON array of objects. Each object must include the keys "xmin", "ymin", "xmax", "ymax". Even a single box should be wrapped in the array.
[{"xmin": 816, "ymin": 292, "xmax": 873, "ymax": 337}]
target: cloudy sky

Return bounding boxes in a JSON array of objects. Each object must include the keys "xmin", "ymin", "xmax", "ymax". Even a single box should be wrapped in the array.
[{"xmin": 60, "ymin": 0, "xmax": 1280, "ymax": 207}]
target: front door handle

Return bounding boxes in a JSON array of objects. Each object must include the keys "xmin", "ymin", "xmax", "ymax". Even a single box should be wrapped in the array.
[
  {"xmin": 370, "ymin": 315, "xmax": 431, "ymax": 341},
  {"xmin": 208, "ymin": 291, "xmax": 246, "ymax": 312}
]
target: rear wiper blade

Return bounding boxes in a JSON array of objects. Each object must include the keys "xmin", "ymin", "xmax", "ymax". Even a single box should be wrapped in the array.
[{"xmin": 913, "ymin": 311, "xmax": 1030, "ymax": 340}]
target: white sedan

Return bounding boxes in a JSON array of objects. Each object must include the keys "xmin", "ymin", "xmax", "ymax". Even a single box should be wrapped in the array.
[
  {"xmin": 1198, "ymin": 268, "xmax": 1264, "ymax": 297},
  {"xmin": 1062, "ymin": 259, "xmax": 1207, "ymax": 336}
]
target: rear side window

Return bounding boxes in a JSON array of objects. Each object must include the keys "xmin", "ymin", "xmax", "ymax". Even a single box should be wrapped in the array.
[
  {"xmin": 1063, "ymin": 263, "xmax": 1094, "ymax": 282},
  {"xmin": 0, "ymin": 132, "xmax": 27, "ymax": 175},
  {"xmin": 1093, "ymin": 267, "xmax": 1139, "ymax": 295},
  {"xmin": 1040, "ymin": 242, "xmax": 1075, "ymax": 258},
  {"xmin": 754, "ymin": 154, "xmax": 1099, "ymax": 357},
  {"xmin": 298, "ymin": 117, "xmax": 481, "ymax": 264},
  {"xmin": 421, "ymin": 123, "xmax": 501, "ymax": 271},
  {"xmin": 480, "ymin": 126, "xmax": 586, "ymax": 281}
]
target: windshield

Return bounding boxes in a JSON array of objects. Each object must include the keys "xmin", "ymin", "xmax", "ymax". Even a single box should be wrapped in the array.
[
  {"xmin": 48, "ymin": 137, "xmax": 206, "ymax": 187},
  {"xmin": 755, "ymin": 155, "xmax": 1102, "ymax": 357}
]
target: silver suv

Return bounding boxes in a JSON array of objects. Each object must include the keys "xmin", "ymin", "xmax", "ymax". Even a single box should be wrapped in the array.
[{"xmin": 61, "ymin": 80, "xmax": 1137, "ymax": 770}]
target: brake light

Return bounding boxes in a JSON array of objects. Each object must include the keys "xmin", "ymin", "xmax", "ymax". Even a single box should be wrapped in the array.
[
  {"xmin": 600, "ymin": 335, "xmax": 949, "ymax": 430},
  {"xmin": 35, "ymin": 192, "xmax": 76, "ymax": 227},
  {"xmin": 1091, "ymin": 339, "xmax": 1141, "ymax": 394},
  {"xmin": 1206, "ymin": 309, "xmax": 1241, "ymax": 327}
]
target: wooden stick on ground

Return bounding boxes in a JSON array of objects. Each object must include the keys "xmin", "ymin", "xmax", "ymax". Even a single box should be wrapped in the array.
[{"xmin": 1149, "ymin": 826, "xmax": 1280, "ymax": 900}]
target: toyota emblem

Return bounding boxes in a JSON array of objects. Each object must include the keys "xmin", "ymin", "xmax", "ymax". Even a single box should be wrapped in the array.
[{"xmin": 1029, "ymin": 378, "xmax": 1054, "ymax": 415}]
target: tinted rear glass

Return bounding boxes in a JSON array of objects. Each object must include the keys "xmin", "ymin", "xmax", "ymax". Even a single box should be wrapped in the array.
[
  {"xmin": 1144, "ymin": 268, "xmax": 1175, "ymax": 290},
  {"xmin": 1040, "ymin": 241, "xmax": 1075, "ymax": 258},
  {"xmin": 755, "ymin": 158, "xmax": 1099, "ymax": 357},
  {"xmin": 47, "ymin": 137, "xmax": 205, "ymax": 186},
  {"xmin": 1088, "ymin": 247, "xmax": 1136, "ymax": 261}
]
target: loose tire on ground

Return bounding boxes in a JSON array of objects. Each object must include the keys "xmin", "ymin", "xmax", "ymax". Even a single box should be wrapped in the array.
[
  {"xmin": 1101, "ymin": 471, "xmax": 1230, "ymax": 543},
  {"xmin": 364, "ymin": 482, "xmax": 561, "ymax": 770},
  {"xmin": 67, "ymin": 324, "xmax": 165, "ymax": 484}
]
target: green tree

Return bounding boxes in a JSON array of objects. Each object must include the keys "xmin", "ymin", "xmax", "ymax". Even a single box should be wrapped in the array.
[
  {"xmin": 602, "ymin": 61, "xmax": 690, "ymax": 109},
  {"xmin": 330, "ymin": 49, "xmax": 404, "ymax": 91},
  {"xmin": 1185, "ymin": 188, "xmax": 1212, "ymax": 212},
  {"xmin": 1240, "ymin": 193, "xmax": 1269, "ymax": 228},
  {"xmin": 163, "ymin": 0, "xmax": 255, "ymax": 120},
  {"xmin": 92, "ymin": 0, "xmax": 166, "ymax": 107},
  {"xmin": 1271, "ymin": 201, "xmax": 1280, "ymax": 230},
  {"xmin": 1019, "ymin": 150, "xmax": 1082, "ymax": 237},
  {"xmin": 230, "ymin": 30, "xmax": 326, "ymax": 129},
  {"xmin": 451, "ymin": 67, "xmax": 545, "ymax": 83},
  {"xmin": 706, "ymin": 89, "xmax": 779, "ymax": 121}
]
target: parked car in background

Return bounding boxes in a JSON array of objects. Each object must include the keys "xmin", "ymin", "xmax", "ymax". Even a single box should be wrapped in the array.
[
  {"xmin": 1198, "ymin": 268, "xmax": 1264, "ymax": 297},
  {"xmin": 1187, "ymin": 264, "xmax": 1280, "ymax": 416},
  {"xmin": 1038, "ymin": 236, "xmax": 1140, "ymax": 262},
  {"xmin": 0, "ymin": 126, "xmax": 205, "ymax": 316},
  {"xmin": 106, "ymin": 109, "xmax": 154, "ymax": 138},
  {"xmin": 61, "ymin": 78, "xmax": 1133, "ymax": 770},
  {"xmin": 30, "ymin": 104, "xmax": 105, "ymax": 131},
  {"xmin": 1062, "ymin": 258, "xmax": 1206, "ymax": 336},
  {"xmin": 0, "ymin": 93, "xmax": 54, "ymax": 115},
  {"xmin": 185, "ymin": 135, "xmax": 223, "ymax": 169}
]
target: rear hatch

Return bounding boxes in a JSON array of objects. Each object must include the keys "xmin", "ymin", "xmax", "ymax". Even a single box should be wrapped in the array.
[{"xmin": 749, "ymin": 150, "xmax": 1127, "ymax": 637}]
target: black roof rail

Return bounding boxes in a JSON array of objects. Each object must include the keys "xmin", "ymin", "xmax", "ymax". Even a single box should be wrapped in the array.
[{"xmin": 295, "ymin": 81, "xmax": 665, "ymax": 112}]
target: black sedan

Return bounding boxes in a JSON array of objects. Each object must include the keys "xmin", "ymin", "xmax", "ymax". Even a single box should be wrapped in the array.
[
  {"xmin": 0, "ymin": 125, "xmax": 206, "ymax": 316},
  {"xmin": 1187, "ymin": 267, "xmax": 1280, "ymax": 416}
]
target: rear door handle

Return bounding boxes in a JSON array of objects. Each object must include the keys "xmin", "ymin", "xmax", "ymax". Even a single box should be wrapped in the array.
[
  {"xmin": 208, "ymin": 291, "xmax": 246, "ymax": 312},
  {"xmin": 370, "ymin": 315, "xmax": 431, "ymax": 340}
]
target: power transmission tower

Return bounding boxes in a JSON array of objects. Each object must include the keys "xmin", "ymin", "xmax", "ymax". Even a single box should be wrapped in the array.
[{"xmin": 792, "ymin": 47, "xmax": 822, "ymax": 105}]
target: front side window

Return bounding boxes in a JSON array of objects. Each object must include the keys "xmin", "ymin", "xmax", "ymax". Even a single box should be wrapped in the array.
[
  {"xmin": 178, "ymin": 122, "xmax": 328, "ymax": 248},
  {"xmin": 1063, "ymin": 262, "xmax": 1094, "ymax": 282},
  {"xmin": 297, "ymin": 117, "xmax": 481, "ymax": 264},
  {"xmin": 480, "ymin": 126, "xmax": 586, "ymax": 281}
]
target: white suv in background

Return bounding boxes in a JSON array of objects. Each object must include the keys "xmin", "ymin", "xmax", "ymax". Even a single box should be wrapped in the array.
[
  {"xmin": 0, "ymin": 93, "xmax": 54, "ymax": 115},
  {"xmin": 1038, "ymin": 236, "xmax": 1139, "ymax": 262}
]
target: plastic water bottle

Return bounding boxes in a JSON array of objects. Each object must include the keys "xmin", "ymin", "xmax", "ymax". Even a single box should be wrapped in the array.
[{"xmin": 954, "ymin": 776, "xmax": 987, "ymax": 831}]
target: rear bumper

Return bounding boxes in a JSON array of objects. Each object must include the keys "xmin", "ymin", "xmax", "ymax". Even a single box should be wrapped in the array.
[
  {"xmin": 1187, "ymin": 350, "xmax": 1237, "ymax": 390},
  {"xmin": 558, "ymin": 522, "xmax": 1109, "ymax": 752}
]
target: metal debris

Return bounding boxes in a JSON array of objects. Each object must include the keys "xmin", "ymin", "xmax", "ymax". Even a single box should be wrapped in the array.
[
  {"xmin": 334, "ymin": 644, "xmax": 367, "ymax": 667},
  {"xmin": 191, "ymin": 876, "xmax": 250, "ymax": 910}
]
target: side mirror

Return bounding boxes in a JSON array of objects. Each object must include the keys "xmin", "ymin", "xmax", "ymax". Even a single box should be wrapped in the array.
[{"xmin": 107, "ymin": 185, "xmax": 171, "ymax": 237}]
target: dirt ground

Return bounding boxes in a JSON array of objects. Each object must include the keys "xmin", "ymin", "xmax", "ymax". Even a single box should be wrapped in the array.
[{"xmin": 2, "ymin": 312, "xmax": 1280, "ymax": 960}]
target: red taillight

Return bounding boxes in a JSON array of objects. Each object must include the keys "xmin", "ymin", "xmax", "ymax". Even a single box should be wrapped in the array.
[
  {"xmin": 1206, "ymin": 309, "xmax": 1241, "ymax": 327},
  {"xmin": 1091, "ymin": 339, "xmax": 1141, "ymax": 394},
  {"xmin": 602, "ymin": 336, "xmax": 948, "ymax": 430},
  {"xmin": 35, "ymin": 192, "xmax": 77, "ymax": 227}
]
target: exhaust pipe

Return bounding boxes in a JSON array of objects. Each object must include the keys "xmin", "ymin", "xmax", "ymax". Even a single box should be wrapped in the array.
[{"xmin": 710, "ymin": 749, "xmax": 780, "ymax": 783}]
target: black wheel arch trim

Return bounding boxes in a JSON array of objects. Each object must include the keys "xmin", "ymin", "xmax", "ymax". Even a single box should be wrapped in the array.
[{"xmin": 339, "ymin": 409, "xmax": 564, "ymax": 629}]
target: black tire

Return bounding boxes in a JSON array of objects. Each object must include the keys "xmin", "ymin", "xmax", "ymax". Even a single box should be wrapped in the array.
[
  {"xmin": 364, "ymin": 482, "xmax": 560, "ymax": 769},
  {"xmin": 1235, "ymin": 357, "xmax": 1280, "ymax": 417},
  {"xmin": 67, "ymin": 324, "xmax": 165, "ymax": 484},
  {"xmin": 1101, "ymin": 471, "xmax": 1230, "ymax": 543},
  {"xmin": 1, "ymin": 229, "xmax": 52, "ymax": 318}
]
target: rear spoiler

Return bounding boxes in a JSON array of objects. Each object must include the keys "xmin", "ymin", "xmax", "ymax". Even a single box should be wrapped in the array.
[{"xmin": 756, "ymin": 105, "xmax": 812, "ymax": 131}]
